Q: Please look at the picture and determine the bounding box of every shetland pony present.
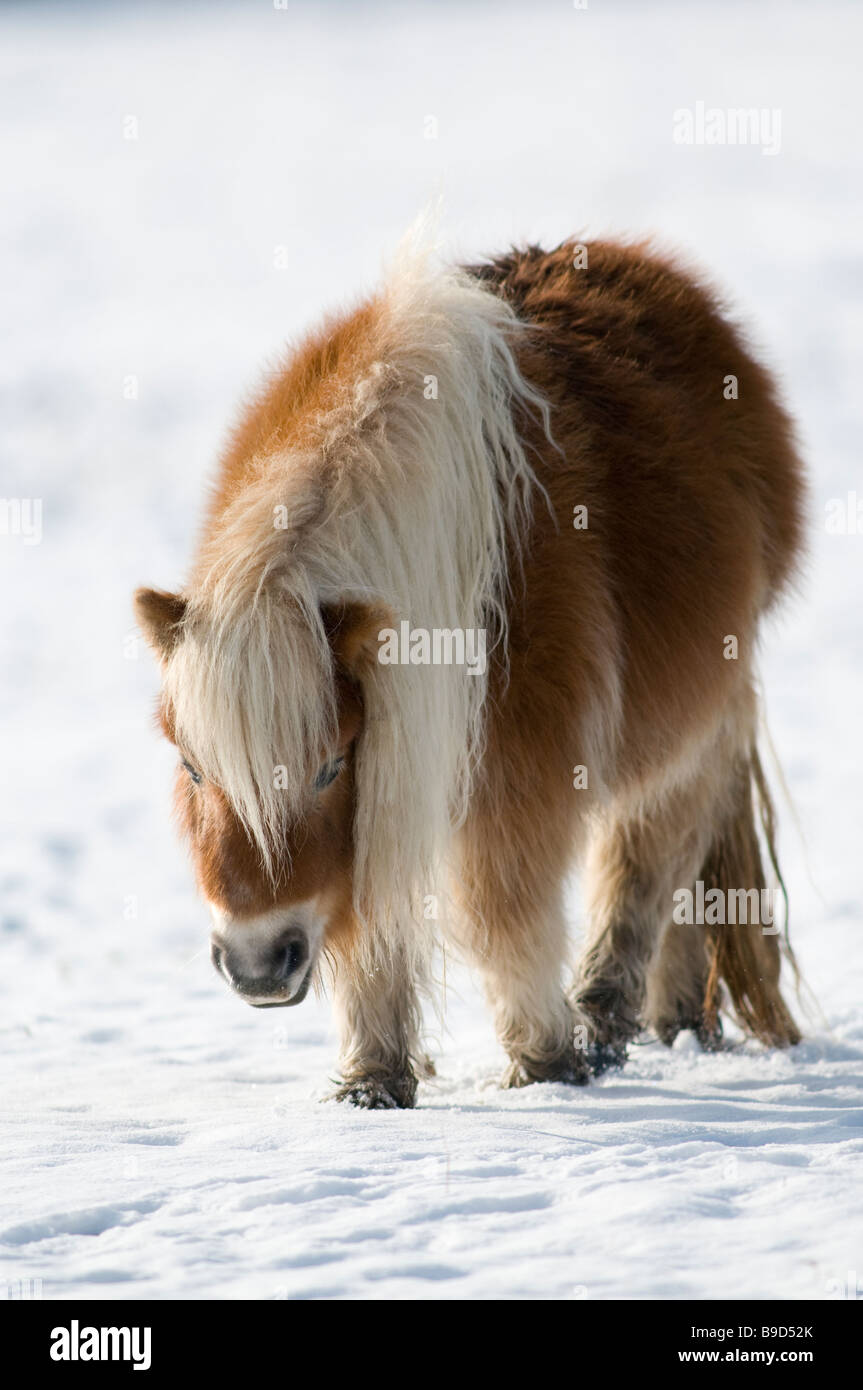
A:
[135,236,804,1108]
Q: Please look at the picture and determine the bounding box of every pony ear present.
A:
[134,587,187,661]
[322,599,393,677]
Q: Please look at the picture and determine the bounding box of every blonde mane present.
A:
[163,243,548,967]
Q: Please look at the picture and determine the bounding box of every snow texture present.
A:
[1,0,861,1301]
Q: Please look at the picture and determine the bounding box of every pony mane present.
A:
[164,241,549,964]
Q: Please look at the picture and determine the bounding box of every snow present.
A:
[1,0,862,1301]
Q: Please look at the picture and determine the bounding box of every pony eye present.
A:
[314,757,344,791]
[181,759,202,785]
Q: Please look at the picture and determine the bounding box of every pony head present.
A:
[135,584,387,1007]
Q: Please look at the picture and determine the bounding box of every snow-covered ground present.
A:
[1,0,861,1301]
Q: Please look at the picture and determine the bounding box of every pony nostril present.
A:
[211,943,224,973]
[280,933,308,979]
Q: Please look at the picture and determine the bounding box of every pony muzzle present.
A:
[210,917,317,1008]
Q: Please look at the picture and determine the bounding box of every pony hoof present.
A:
[560,1060,591,1086]
[332,1076,417,1110]
[656,1014,726,1052]
[694,1017,725,1052]
[501,1051,591,1089]
[587,1041,628,1076]
[500,1060,534,1089]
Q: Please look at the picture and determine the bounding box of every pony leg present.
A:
[329,930,425,1109]
[454,827,588,1088]
[645,919,724,1050]
[644,751,800,1050]
[572,783,713,1073]
[461,899,587,1088]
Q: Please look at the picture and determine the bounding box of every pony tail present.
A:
[701,748,801,1046]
